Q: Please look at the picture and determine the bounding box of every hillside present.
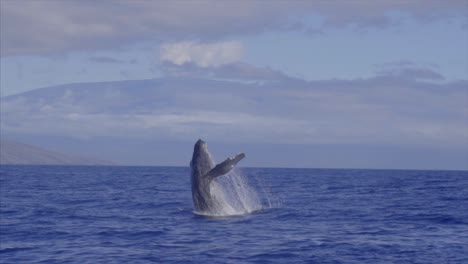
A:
[1,77,466,170]
[0,140,114,166]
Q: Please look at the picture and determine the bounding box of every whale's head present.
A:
[195,139,207,149]
[190,139,212,172]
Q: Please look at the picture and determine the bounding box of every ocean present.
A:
[0,165,467,263]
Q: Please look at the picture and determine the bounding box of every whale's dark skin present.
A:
[190,139,245,213]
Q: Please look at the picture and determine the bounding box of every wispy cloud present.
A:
[88,56,132,64]
[375,67,445,81]
[1,1,465,56]
[161,61,288,81]
[158,41,288,82]
[160,41,244,67]
[373,60,444,81]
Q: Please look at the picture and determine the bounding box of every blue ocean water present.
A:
[1,165,467,263]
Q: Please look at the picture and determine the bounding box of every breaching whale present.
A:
[190,139,245,214]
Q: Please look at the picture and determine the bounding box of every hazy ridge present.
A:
[1,77,466,170]
[0,140,114,166]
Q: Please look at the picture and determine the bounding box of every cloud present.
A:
[373,60,444,81]
[312,1,466,28]
[160,61,288,81]
[1,1,466,56]
[375,67,445,81]
[88,56,129,64]
[160,41,244,67]
[374,60,417,69]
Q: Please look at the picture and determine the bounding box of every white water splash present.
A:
[200,151,278,216]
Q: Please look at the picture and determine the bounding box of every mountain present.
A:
[1,77,466,170]
[0,140,114,166]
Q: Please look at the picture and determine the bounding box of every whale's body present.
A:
[190,139,245,214]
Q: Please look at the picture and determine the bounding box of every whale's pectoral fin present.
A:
[205,153,245,180]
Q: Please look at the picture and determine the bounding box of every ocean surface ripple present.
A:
[1,166,467,263]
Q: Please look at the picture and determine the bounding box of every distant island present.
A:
[0,140,114,166]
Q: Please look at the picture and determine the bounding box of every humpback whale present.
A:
[190,139,245,214]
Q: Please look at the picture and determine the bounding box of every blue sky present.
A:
[1,1,467,169]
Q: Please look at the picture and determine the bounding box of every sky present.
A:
[1,1,467,169]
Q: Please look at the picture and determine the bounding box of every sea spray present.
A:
[210,169,262,215]
[205,151,278,216]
